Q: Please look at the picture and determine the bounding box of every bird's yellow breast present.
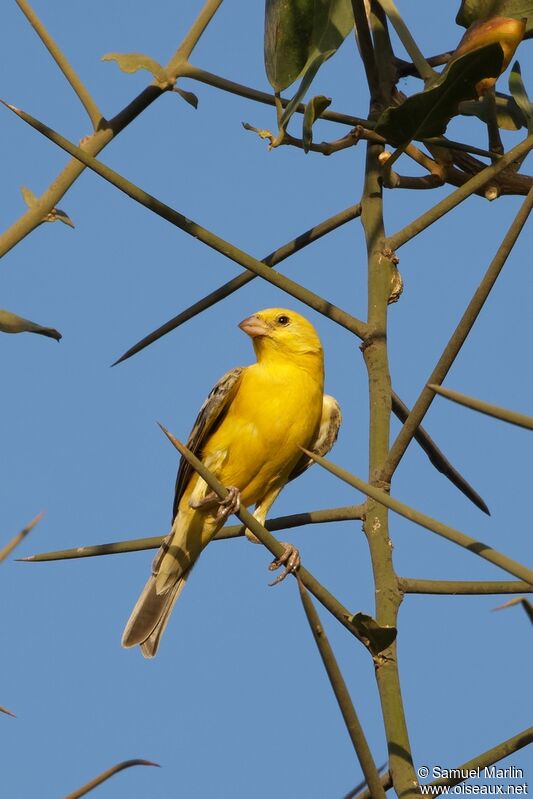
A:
[201,359,323,507]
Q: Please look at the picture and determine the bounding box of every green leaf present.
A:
[348,613,397,656]
[456,0,533,38]
[20,186,38,208]
[302,94,331,151]
[264,0,354,95]
[264,0,315,92]
[509,60,533,131]
[173,87,199,109]
[101,52,168,86]
[0,310,61,342]
[374,42,505,146]
[459,91,526,129]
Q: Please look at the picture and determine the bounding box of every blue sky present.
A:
[1,2,531,797]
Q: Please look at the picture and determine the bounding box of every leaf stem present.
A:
[382,186,533,484]
[297,580,387,799]
[15,0,102,128]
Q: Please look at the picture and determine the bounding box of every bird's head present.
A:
[239,308,323,365]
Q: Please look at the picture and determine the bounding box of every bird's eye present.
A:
[276,315,290,326]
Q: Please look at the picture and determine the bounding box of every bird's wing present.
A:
[171,366,245,521]
[288,394,342,483]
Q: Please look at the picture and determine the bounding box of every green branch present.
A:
[181,63,369,128]
[3,103,369,340]
[382,186,533,483]
[399,578,533,595]
[157,424,372,645]
[390,393,488,514]
[19,504,366,562]
[351,0,380,103]
[429,728,532,789]
[387,134,533,251]
[113,203,362,364]
[298,580,387,799]
[375,0,436,83]
[429,384,533,432]
[0,2,228,257]
[169,0,224,66]
[360,128,417,795]
[16,0,102,129]
[303,448,533,585]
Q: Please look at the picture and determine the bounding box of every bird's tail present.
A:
[121,571,190,658]
[122,505,219,657]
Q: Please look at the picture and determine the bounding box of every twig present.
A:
[382,186,533,483]
[390,393,489,514]
[15,0,102,128]
[158,424,371,645]
[2,103,369,341]
[387,134,533,251]
[63,760,159,799]
[303,448,533,586]
[298,580,387,799]
[429,384,533,432]
[352,0,380,103]
[383,172,444,190]
[113,203,361,364]
[181,63,369,128]
[342,771,393,799]
[394,51,453,78]
[0,3,231,257]
[375,0,436,83]
[429,728,532,790]
[0,512,44,562]
[169,0,224,65]
[20,505,366,562]
[399,578,533,595]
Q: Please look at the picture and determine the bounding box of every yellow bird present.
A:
[122,308,341,657]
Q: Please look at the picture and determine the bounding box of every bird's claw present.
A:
[215,486,241,521]
[268,542,300,586]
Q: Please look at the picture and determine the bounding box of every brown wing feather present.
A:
[288,394,342,483]
[171,367,244,521]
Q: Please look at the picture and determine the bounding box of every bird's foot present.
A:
[216,486,241,521]
[268,542,300,586]
[189,486,241,521]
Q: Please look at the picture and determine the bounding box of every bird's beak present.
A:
[238,314,269,338]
